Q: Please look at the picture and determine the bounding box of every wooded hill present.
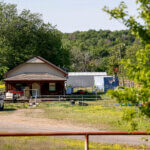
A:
[0,2,143,80]
[62,30,143,75]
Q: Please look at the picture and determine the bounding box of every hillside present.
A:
[62,30,142,75]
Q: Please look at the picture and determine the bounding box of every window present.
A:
[49,83,56,91]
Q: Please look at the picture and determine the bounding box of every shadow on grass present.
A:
[2,108,16,111]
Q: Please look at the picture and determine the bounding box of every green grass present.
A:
[1,101,150,149]
[35,101,150,131]
[4,103,29,109]
[0,136,147,150]
[2,100,150,131]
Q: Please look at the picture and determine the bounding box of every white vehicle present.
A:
[0,95,4,110]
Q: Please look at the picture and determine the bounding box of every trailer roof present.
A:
[68,72,107,76]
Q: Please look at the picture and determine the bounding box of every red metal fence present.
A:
[0,132,150,150]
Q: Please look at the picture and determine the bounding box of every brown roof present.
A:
[4,73,67,81]
[5,56,68,77]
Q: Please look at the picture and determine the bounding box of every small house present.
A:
[4,56,68,97]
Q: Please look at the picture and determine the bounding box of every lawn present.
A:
[1,99,150,149]
[0,136,147,150]
[3,99,150,131]
[36,101,150,131]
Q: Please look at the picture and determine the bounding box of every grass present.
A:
[1,100,150,149]
[0,136,147,150]
[35,101,150,131]
[3,99,150,131]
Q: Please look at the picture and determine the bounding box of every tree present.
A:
[0,2,70,79]
[69,46,94,72]
[62,29,137,73]
[103,0,150,44]
[103,0,150,117]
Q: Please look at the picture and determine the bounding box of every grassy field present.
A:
[1,99,150,149]
[0,136,147,150]
[37,101,150,131]
[3,99,150,131]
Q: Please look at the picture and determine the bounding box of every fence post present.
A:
[85,134,89,150]
[96,92,97,101]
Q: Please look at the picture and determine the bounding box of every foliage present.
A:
[0,84,5,91]
[104,0,150,117]
[0,1,146,80]
[0,1,142,79]
[103,0,150,44]
[0,81,5,91]
[62,29,139,74]
[0,2,70,79]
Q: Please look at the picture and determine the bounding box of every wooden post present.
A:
[63,81,65,95]
[39,82,43,97]
[85,134,89,150]
[5,82,8,92]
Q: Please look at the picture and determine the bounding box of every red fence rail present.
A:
[0,131,150,136]
[0,132,150,150]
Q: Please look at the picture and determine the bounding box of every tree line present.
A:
[0,2,142,80]
[62,29,142,75]
[1,1,150,120]
[0,2,70,79]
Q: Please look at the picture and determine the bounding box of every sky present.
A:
[1,0,138,33]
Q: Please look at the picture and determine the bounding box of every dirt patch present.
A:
[0,109,98,132]
[0,109,149,146]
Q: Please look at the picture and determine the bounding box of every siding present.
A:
[7,63,65,78]
[67,76,94,88]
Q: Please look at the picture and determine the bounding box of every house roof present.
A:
[4,73,66,81]
[5,56,68,77]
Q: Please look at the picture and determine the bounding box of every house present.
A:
[4,56,68,97]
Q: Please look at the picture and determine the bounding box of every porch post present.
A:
[39,82,43,97]
[62,81,65,95]
[5,82,8,92]
[28,83,32,97]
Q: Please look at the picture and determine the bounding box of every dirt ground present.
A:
[0,109,150,146]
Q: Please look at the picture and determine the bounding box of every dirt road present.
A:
[0,109,149,146]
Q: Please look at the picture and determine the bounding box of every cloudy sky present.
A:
[2,0,138,33]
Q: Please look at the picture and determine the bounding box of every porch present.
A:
[4,73,66,97]
[5,81,65,97]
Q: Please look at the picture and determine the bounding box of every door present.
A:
[32,83,40,97]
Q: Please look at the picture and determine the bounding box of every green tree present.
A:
[62,29,137,73]
[103,0,150,117]
[0,2,70,79]
[103,0,150,44]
